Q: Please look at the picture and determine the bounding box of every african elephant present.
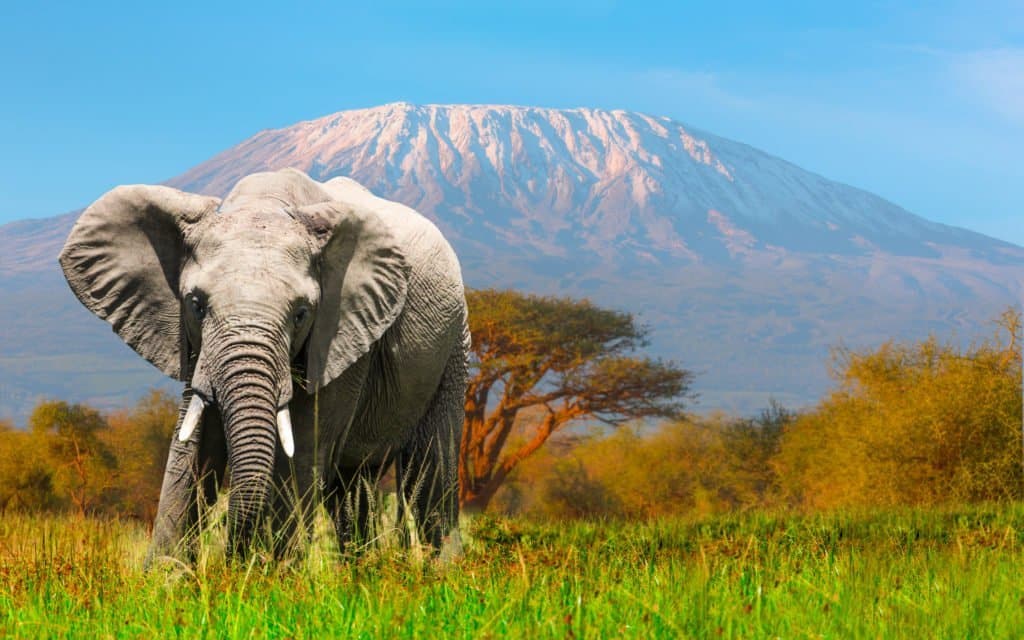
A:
[59,168,469,562]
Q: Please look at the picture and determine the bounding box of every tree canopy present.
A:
[30,400,116,515]
[0,392,178,518]
[773,308,1022,508]
[460,288,694,510]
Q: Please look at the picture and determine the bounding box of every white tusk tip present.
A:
[178,395,206,442]
[276,407,295,458]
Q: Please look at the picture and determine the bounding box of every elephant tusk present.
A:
[276,406,295,458]
[178,394,206,442]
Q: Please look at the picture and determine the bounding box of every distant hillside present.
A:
[2,103,1021,421]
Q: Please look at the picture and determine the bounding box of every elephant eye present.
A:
[294,306,310,325]
[187,294,206,320]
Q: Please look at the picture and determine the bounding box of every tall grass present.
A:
[2,503,1023,638]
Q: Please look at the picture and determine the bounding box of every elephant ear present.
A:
[295,200,410,392]
[59,185,220,380]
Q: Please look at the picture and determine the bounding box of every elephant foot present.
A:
[142,546,195,579]
[436,528,464,564]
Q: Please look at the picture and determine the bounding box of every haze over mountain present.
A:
[2,103,1021,421]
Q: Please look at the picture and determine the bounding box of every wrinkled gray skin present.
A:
[59,168,469,564]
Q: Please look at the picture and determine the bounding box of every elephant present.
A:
[59,168,469,563]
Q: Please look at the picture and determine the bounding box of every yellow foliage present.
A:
[0,390,179,519]
[494,308,1020,519]
[496,411,788,519]
[775,308,1022,509]
[103,390,179,520]
[0,422,59,512]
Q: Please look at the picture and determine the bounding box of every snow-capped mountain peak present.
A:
[172,103,1008,266]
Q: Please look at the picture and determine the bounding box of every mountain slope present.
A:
[2,103,1021,420]
[171,103,1018,261]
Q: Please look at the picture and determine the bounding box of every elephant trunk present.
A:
[210,327,291,556]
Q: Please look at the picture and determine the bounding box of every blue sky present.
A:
[2,1,1022,245]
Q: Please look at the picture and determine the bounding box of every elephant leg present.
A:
[266,453,321,559]
[146,387,227,568]
[327,463,385,553]
[396,345,466,558]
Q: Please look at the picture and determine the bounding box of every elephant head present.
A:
[59,169,409,551]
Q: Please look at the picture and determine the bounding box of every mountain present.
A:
[2,103,1022,421]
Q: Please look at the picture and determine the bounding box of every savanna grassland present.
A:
[2,504,1024,639]
[0,303,1018,638]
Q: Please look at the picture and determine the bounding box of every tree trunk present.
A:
[460,476,504,513]
[459,408,576,512]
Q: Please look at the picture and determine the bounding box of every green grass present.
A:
[2,504,1024,638]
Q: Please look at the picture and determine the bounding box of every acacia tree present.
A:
[460,289,694,511]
